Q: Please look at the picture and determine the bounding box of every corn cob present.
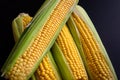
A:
[51,25,88,80]
[1,0,78,80]
[12,13,62,80]
[67,5,118,80]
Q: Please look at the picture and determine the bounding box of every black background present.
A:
[0,0,119,79]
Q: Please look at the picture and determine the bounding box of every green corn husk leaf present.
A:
[51,42,75,80]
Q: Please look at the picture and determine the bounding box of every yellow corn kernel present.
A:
[72,12,114,80]
[4,0,76,80]
[35,54,57,80]
[21,13,32,29]
[56,25,88,80]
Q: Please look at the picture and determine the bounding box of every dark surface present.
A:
[0,0,119,80]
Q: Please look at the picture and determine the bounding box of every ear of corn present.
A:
[51,25,88,80]
[11,13,62,80]
[12,13,32,42]
[1,0,79,79]
[67,5,118,80]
